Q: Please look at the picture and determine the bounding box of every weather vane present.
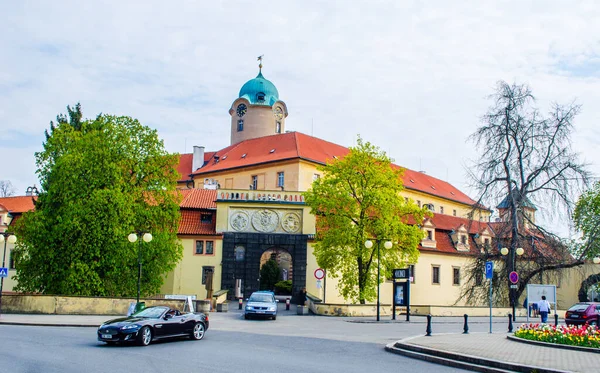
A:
[257,55,264,71]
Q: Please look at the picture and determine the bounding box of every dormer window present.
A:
[461,235,468,244]
[257,92,265,101]
[427,230,433,240]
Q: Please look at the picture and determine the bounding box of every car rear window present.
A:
[568,304,590,312]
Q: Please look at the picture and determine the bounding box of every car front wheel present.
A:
[191,322,205,340]
[137,326,152,346]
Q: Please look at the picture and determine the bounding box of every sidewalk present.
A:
[387,332,600,373]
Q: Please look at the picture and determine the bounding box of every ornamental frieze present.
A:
[228,208,302,234]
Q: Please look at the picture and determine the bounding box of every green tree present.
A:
[12,107,183,297]
[259,259,281,291]
[304,137,428,304]
[574,181,600,259]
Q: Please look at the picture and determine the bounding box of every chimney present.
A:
[192,146,205,172]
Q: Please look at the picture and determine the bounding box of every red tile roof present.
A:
[178,189,217,209]
[176,152,216,181]
[178,210,217,235]
[0,196,36,213]
[430,213,491,234]
[184,131,479,207]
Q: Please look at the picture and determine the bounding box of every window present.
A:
[234,246,245,261]
[201,214,212,223]
[277,172,284,187]
[453,267,461,285]
[251,175,258,190]
[257,92,265,101]
[9,250,15,269]
[440,206,444,214]
[276,121,281,133]
[432,265,440,284]
[453,209,457,216]
[404,197,409,203]
[195,241,204,254]
[484,238,490,247]
[427,204,434,212]
[202,266,214,285]
[410,265,415,284]
[417,200,421,208]
[427,230,433,240]
[475,272,483,286]
[206,241,214,255]
[237,119,244,131]
[461,235,468,244]
[313,174,320,181]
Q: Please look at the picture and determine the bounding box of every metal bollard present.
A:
[554,313,559,327]
[286,298,290,311]
[463,314,469,334]
[238,298,243,310]
[508,314,513,333]
[425,314,432,336]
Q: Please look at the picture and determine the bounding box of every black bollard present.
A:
[286,298,290,311]
[508,314,513,333]
[554,313,559,327]
[463,314,469,334]
[238,298,243,310]
[425,314,432,336]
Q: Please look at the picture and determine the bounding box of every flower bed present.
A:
[514,323,600,348]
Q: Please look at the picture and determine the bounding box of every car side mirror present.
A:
[164,313,174,320]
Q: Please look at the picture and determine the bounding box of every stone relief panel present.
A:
[228,208,302,234]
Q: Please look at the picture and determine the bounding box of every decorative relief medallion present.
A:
[251,209,279,232]
[281,212,301,233]
[230,211,250,231]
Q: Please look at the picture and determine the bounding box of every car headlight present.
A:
[121,324,141,330]
[268,307,276,311]
[245,306,253,311]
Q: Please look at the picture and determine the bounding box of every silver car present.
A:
[244,291,278,320]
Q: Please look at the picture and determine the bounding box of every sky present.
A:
[1,0,599,236]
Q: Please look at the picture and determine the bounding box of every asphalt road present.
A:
[0,306,510,373]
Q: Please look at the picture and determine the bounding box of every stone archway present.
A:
[578,273,600,302]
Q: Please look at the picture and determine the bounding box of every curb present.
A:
[507,335,600,354]
[385,336,571,373]
[0,321,99,327]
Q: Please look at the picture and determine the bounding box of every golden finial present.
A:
[257,55,264,71]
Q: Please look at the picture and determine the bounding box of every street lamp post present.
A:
[128,232,153,305]
[0,212,16,317]
[501,246,524,321]
[365,239,393,321]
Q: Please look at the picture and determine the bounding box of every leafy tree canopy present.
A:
[259,259,281,291]
[574,181,600,258]
[12,105,183,297]
[304,136,428,304]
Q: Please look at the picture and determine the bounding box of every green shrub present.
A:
[274,280,292,294]
[259,259,281,291]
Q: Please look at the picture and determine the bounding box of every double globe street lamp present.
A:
[500,246,524,320]
[0,212,17,317]
[365,239,393,321]
[128,232,153,306]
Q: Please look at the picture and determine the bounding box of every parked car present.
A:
[565,302,600,326]
[244,291,278,320]
[97,306,209,346]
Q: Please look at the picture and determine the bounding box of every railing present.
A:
[216,189,305,204]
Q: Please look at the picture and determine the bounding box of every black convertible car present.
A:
[97,306,209,346]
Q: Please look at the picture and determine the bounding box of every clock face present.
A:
[273,106,283,120]
[236,104,247,117]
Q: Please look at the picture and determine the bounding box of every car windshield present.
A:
[132,307,167,318]
[249,294,274,303]
[568,304,590,312]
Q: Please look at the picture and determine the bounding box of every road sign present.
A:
[393,268,410,279]
[0,267,8,278]
[509,271,519,284]
[314,268,325,280]
[510,285,518,289]
[485,261,493,279]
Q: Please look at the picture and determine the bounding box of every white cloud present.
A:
[1,0,599,235]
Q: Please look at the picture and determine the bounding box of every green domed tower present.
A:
[229,59,288,145]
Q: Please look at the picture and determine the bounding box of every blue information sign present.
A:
[485,261,493,279]
[0,267,8,278]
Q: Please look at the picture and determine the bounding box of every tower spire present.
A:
[257,54,264,73]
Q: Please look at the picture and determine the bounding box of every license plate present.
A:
[257,311,265,313]
[101,334,112,339]
[571,315,579,318]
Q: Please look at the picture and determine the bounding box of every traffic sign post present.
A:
[0,268,8,278]
[485,261,493,333]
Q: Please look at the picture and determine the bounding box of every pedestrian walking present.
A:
[537,295,551,323]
